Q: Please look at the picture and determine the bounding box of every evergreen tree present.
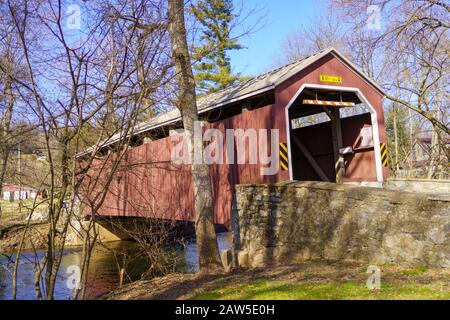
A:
[190,0,244,93]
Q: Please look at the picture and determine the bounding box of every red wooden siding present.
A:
[78,52,386,229]
[208,105,276,227]
[79,137,195,221]
[341,113,377,181]
[290,113,376,182]
[272,53,387,181]
[80,105,276,228]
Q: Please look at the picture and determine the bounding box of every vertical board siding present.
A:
[207,105,275,227]
[81,105,274,229]
[290,113,376,182]
[80,136,195,222]
[79,53,385,228]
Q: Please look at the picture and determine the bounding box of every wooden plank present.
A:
[331,108,345,183]
[303,99,355,106]
[290,134,330,182]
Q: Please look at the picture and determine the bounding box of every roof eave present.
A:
[273,47,386,96]
[76,84,276,159]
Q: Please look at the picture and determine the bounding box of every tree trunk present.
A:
[393,106,399,175]
[408,109,414,177]
[0,78,15,221]
[427,125,439,179]
[167,0,222,272]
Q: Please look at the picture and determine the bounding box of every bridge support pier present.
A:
[66,219,125,246]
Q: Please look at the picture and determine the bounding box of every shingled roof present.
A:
[78,48,384,157]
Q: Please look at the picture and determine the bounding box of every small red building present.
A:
[78,48,388,229]
[1,183,38,201]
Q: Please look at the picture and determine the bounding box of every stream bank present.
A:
[0,232,231,300]
[0,223,50,253]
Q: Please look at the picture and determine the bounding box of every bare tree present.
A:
[1,0,264,299]
[0,0,174,299]
[272,9,350,67]
[167,0,222,272]
[0,8,18,220]
[110,0,224,272]
[331,0,449,165]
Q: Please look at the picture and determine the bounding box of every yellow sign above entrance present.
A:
[320,75,342,83]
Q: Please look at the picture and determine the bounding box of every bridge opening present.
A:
[286,87,371,183]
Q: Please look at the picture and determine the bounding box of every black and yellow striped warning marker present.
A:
[279,142,289,171]
[380,142,388,167]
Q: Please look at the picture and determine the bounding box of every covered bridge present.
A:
[77,48,388,229]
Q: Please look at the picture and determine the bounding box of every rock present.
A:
[220,249,233,272]
[27,210,49,222]
[426,227,446,244]
[384,234,427,264]
[251,252,265,268]
[237,250,249,269]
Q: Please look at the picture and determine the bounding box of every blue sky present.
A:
[62,0,329,77]
[230,0,328,76]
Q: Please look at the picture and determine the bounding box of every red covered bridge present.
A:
[77,48,388,230]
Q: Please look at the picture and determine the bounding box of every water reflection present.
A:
[184,232,231,273]
[0,232,231,300]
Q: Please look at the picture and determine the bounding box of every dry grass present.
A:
[0,199,50,253]
[0,199,48,228]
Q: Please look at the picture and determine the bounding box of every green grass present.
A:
[192,279,450,300]
[399,266,429,276]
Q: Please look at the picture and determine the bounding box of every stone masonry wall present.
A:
[235,181,449,268]
[386,178,450,194]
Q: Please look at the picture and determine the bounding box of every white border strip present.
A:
[284,83,383,182]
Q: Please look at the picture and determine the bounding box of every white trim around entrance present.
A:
[284,83,384,182]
